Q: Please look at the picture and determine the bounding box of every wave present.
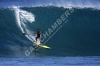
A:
[0,6,100,56]
[0,0,100,9]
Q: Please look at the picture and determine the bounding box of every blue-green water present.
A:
[0,0,100,66]
[0,6,100,56]
[0,56,100,66]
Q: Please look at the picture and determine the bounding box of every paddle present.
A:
[22,33,30,35]
[23,33,26,35]
[23,33,29,35]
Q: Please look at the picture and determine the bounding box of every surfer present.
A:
[33,29,42,42]
[33,29,51,49]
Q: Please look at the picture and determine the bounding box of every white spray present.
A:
[13,6,36,42]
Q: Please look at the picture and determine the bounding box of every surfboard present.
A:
[34,42,51,49]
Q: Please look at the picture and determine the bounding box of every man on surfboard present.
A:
[33,29,42,42]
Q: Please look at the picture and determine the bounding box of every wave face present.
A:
[0,0,100,9]
[0,6,100,57]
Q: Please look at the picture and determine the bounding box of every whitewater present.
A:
[0,0,100,66]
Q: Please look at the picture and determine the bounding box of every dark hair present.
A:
[37,29,40,31]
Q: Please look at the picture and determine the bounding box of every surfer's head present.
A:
[37,29,40,31]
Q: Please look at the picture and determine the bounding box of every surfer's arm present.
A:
[40,31,42,36]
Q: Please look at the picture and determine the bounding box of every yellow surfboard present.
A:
[34,42,51,49]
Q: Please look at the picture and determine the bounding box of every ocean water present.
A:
[0,0,100,66]
[0,56,100,66]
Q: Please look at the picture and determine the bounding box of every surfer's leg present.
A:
[35,37,38,42]
[36,36,40,42]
